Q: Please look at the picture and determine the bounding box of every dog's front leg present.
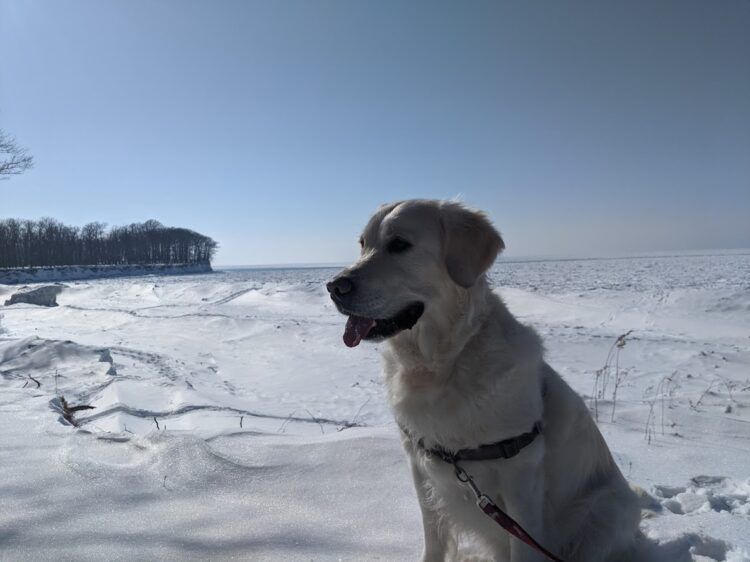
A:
[501,452,548,562]
[408,456,457,562]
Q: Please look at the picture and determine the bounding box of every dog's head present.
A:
[327,199,504,347]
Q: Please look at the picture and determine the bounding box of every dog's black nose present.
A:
[326,275,354,298]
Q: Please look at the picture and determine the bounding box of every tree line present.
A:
[0,218,218,268]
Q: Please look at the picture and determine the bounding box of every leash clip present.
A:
[453,461,482,500]
[476,494,494,511]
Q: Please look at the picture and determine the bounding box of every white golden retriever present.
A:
[327,200,642,562]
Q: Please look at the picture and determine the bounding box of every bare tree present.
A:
[0,129,34,179]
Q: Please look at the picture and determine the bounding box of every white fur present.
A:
[331,200,641,562]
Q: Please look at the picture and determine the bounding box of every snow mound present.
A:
[4,284,63,307]
[0,337,116,426]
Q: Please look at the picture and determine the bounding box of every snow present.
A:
[0,251,749,560]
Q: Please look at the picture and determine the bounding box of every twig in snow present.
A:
[722,378,737,408]
[643,372,677,443]
[240,415,244,428]
[305,409,325,434]
[590,330,634,423]
[689,376,738,413]
[278,410,298,433]
[59,395,95,427]
[338,397,371,432]
[610,343,632,422]
[690,379,721,411]
[153,416,160,430]
[28,374,41,388]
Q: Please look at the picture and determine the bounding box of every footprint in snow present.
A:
[634,476,750,561]
[639,532,747,562]
[653,475,750,516]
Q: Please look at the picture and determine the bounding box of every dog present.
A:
[327,199,641,562]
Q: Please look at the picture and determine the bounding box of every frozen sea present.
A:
[1,251,749,560]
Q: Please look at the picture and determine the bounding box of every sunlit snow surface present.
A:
[1,252,749,560]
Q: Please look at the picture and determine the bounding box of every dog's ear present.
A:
[440,202,504,288]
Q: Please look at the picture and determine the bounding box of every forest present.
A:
[0,218,217,268]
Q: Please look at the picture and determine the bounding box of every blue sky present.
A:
[1,1,748,265]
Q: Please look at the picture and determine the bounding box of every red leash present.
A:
[453,462,565,562]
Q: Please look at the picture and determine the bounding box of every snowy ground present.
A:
[1,251,749,561]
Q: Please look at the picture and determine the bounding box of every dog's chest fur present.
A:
[381,300,550,554]
[382,294,545,453]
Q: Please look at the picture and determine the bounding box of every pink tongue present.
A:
[343,316,376,348]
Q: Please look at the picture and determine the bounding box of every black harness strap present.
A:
[429,423,541,463]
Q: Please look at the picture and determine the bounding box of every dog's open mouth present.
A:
[342,302,424,348]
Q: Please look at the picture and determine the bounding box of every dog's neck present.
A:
[386,275,492,380]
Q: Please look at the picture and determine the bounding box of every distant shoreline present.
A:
[215,248,750,271]
[0,263,213,285]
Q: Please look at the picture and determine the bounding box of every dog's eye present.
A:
[358,237,364,248]
[387,237,412,254]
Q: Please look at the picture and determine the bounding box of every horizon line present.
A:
[214,247,750,270]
